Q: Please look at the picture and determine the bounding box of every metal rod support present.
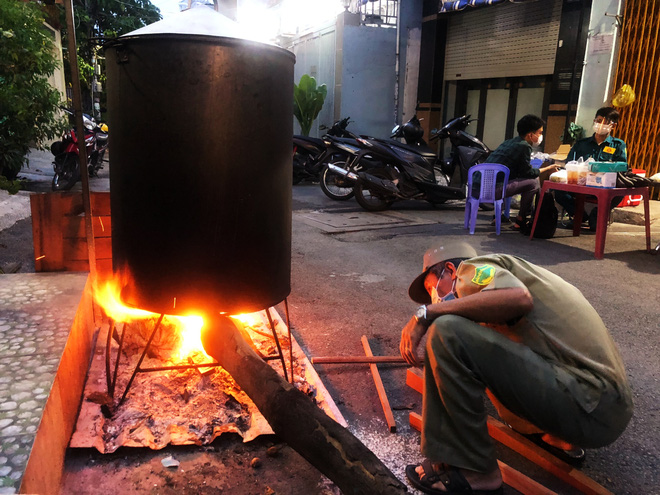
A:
[119,313,165,404]
[266,307,289,383]
[284,298,294,383]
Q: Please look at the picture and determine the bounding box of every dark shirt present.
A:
[567,134,627,162]
[487,136,538,180]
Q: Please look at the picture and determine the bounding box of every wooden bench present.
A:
[406,368,613,495]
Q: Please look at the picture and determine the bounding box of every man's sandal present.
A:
[525,433,586,466]
[490,215,510,226]
[502,423,586,466]
[405,460,503,495]
[511,216,527,230]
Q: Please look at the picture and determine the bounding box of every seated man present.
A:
[401,241,633,495]
[556,106,628,229]
[486,115,559,229]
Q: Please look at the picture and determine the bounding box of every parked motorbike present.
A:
[292,117,359,185]
[51,109,109,191]
[326,114,490,211]
[320,115,429,201]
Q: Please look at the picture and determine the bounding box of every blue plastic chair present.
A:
[464,163,511,235]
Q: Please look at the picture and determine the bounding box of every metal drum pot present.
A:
[104,8,295,315]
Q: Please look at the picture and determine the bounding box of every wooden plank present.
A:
[31,193,66,272]
[409,411,422,431]
[408,413,558,495]
[311,356,406,364]
[31,192,112,272]
[487,417,613,495]
[63,236,112,261]
[90,191,111,213]
[406,367,423,394]
[62,215,112,239]
[498,460,559,495]
[361,336,396,432]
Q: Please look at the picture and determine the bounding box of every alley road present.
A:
[288,182,659,495]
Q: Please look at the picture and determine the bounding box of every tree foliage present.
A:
[0,0,66,180]
[67,0,161,84]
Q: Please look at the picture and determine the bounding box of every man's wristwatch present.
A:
[414,304,429,325]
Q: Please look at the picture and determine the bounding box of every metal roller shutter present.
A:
[444,0,562,80]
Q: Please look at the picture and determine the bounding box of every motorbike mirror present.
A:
[391,124,401,134]
[83,115,95,131]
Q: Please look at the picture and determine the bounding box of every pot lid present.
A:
[122,6,264,43]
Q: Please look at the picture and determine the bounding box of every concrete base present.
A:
[0,273,94,495]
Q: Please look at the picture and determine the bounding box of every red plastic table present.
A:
[529,182,651,259]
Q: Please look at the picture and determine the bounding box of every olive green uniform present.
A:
[421,254,633,472]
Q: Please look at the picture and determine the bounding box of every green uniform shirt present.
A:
[453,254,631,413]
[487,136,539,180]
[567,134,627,162]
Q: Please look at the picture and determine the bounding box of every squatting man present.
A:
[399,241,632,494]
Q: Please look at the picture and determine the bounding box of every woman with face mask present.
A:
[555,107,628,230]
[485,115,559,230]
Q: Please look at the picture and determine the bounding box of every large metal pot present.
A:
[104,8,295,315]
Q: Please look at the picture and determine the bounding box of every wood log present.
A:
[201,314,407,495]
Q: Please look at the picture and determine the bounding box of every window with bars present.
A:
[358,0,398,27]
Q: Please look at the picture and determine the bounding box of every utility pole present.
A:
[63,0,97,280]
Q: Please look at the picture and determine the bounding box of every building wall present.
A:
[289,22,337,137]
[398,0,423,124]
[575,0,623,130]
[339,24,396,138]
[286,8,405,140]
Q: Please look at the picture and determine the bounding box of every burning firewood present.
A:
[201,314,407,495]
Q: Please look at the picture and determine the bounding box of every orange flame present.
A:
[94,276,211,361]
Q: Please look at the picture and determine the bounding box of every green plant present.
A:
[293,74,327,136]
[561,122,584,145]
[0,176,23,195]
[0,0,66,180]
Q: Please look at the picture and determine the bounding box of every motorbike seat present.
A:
[328,136,359,145]
[378,138,436,159]
[394,142,437,159]
[294,135,325,148]
[96,133,108,141]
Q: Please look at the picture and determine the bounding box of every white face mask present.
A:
[430,269,456,304]
[593,122,612,135]
[535,134,543,146]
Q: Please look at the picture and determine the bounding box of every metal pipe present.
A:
[394,0,401,124]
[311,356,407,364]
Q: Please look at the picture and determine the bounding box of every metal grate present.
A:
[358,0,398,27]
[612,0,660,199]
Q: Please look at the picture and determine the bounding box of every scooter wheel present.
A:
[52,154,80,191]
[354,167,396,212]
[320,162,355,201]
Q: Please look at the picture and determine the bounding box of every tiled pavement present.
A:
[0,273,88,494]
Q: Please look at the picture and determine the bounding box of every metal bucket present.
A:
[104,10,295,315]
